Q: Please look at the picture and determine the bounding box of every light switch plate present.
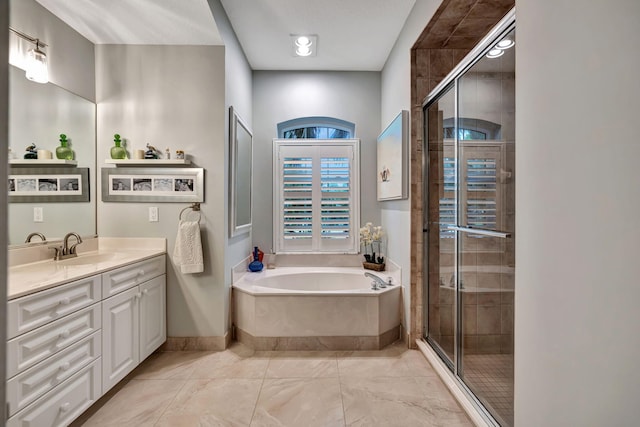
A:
[149,206,158,222]
[33,207,43,222]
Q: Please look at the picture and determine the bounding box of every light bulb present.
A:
[296,36,311,47]
[296,45,312,56]
[25,44,48,84]
[486,48,504,59]
[496,39,514,50]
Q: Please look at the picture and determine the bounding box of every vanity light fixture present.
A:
[9,27,49,84]
[291,35,317,57]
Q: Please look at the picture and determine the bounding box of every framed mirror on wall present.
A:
[229,106,252,237]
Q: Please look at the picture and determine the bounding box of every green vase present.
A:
[56,141,74,160]
[110,140,127,159]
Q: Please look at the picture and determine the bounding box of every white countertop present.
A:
[8,238,166,300]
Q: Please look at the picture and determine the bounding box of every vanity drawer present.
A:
[7,275,101,340]
[7,303,101,378]
[102,255,165,297]
[7,331,101,416]
[7,358,101,427]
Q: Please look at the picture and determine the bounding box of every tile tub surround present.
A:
[8,237,166,300]
[232,267,402,351]
[72,342,472,426]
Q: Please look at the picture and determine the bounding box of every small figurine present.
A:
[24,143,37,159]
[165,148,170,159]
[144,143,159,159]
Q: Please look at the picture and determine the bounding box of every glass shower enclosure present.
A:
[423,18,515,427]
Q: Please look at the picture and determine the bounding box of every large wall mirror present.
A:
[8,65,96,246]
[229,106,252,237]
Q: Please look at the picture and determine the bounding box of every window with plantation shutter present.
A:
[274,140,360,253]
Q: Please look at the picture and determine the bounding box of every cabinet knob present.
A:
[60,402,71,413]
[59,297,70,305]
[138,269,145,276]
[59,329,70,339]
[60,362,71,371]
[143,289,149,295]
[136,293,142,299]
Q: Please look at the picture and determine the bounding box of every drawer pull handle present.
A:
[59,330,70,339]
[59,297,70,306]
[138,269,145,276]
[60,362,71,371]
[60,402,71,413]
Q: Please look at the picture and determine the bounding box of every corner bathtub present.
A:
[232,267,401,350]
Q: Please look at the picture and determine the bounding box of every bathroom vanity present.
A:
[5,238,166,426]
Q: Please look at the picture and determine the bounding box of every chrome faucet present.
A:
[365,272,386,290]
[25,232,46,243]
[53,232,83,260]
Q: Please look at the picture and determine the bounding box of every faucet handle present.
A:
[50,246,63,260]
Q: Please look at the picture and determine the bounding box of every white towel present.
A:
[173,220,204,274]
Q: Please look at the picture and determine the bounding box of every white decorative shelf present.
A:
[9,159,78,166]
[104,159,191,166]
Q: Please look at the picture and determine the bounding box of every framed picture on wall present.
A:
[377,110,409,201]
[101,167,204,202]
[8,167,90,202]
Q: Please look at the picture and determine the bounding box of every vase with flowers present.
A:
[359,222,386,271]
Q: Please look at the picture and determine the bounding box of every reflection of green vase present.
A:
[56,141,74,160]
[110,140,127,159]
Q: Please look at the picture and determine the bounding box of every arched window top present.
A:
[277,116,355,139]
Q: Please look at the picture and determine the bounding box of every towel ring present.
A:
[179,203,201,223]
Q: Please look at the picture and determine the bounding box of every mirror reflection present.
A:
[8,65,96,245]
[229,107,252,237]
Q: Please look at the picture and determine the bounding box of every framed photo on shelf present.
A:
[8,167,89,203]
[377,110,409,201]
[101,167,204,202]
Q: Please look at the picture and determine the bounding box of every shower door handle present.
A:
[446,225,511,239]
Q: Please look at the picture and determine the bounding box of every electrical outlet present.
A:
[149,206,159,222]
[33,207,43,222]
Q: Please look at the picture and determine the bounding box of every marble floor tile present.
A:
[132,351,205,380]
[189,349,270,379]
[251,378,344,427]
[155,379,262,427]
[401,349,439,377]
[79,379,186,426]
[265,352,338,378]
[341,376,472,427]
[337,355,412,378]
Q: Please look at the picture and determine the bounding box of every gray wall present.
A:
[515,0,640,424]
[207,0,254,332]
[252,71,381,253]
[380,0,441,334]
[96,45,228,338]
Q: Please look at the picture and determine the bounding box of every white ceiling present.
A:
[34,0,417,71]
[35,0,223,45]
[220,0,417,71]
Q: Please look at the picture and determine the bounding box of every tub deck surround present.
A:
[8,237,166,300]
[232,266,403,351]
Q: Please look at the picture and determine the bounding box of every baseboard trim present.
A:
[161,334,229,351]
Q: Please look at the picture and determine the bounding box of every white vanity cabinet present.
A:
[101,257,166,393]
[6,253,166,426]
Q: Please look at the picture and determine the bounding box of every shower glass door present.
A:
[424,22,515,427]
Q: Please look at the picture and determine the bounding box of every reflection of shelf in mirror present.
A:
[105,159,191,166]
[9,159,78,166]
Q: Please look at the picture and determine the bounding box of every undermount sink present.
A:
[56,252,121,266]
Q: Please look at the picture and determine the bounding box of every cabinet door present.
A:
[139,275,166,361]
[102,287,139,393]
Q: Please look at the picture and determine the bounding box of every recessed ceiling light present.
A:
[291,34,317,57]
[496,39,514,50]
[486,48,504,59]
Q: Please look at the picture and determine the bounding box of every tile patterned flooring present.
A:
[72,342,473,427]
[463,354,514,426]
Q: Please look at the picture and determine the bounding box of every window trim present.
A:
[277,117,355,139]
[273,139,360,254]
